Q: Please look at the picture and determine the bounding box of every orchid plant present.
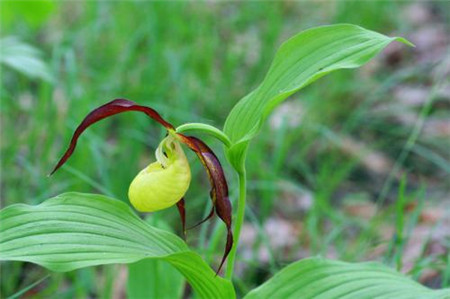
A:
[49,99,233,274]
[2,24,449,298]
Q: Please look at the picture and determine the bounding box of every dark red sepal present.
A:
[50,99,174,175]
[176,198,186,239]
[177,134,233,275]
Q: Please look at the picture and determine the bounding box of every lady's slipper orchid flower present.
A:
[129,135,191,212]
[51,99,232,274]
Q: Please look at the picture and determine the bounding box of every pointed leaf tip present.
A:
[224,24,413,169]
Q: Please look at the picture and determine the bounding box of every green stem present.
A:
[225,167,247,280]
[176,123,231,148]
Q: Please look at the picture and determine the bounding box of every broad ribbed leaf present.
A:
[223,24,412,170]
[245,258,449,299]
[0,193,235,299]
[127,218,184,299]
[127,259,184,299]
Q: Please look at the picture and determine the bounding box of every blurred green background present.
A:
[1,1,449,298]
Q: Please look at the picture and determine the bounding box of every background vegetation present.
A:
[1,1,449,297]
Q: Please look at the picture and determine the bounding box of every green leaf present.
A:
[127,259,184,299]
[0,193,235,299]
[0,36,54,82]
[0,1,56,29]
[127,217,185,299]
[245,258,450,299]
[223,24,412,170]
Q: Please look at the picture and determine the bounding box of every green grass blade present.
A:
[0,193,235,299]
[6,274,50,299]
[244,258,450,299]
[224,24,412,169]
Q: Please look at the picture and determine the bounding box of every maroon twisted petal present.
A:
[50,99,173,175]
[177,134,233,275]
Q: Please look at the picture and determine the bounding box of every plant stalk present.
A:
[225,167,247,280]
[176,123,231,148]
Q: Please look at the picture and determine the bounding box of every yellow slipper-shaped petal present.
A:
[128,135,191,212]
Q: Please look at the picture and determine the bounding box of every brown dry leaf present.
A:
[401,224,449,274]
[419,269,440,286]
[410,25,448,63]
[394,86,430,107]
[112,265,127,299]
[239,223,258,261]
[278,180,313,213]
[343,201,377,219]
[437,84,450,100]
[230,26,261,66]
[419,206,446,224]
[239,217,303,265]
[403,3,433,26]
[338,135,395,177]
[423,119,450,137]
[264,217,300,249]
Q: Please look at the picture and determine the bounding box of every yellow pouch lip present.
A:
[128,135,191,212]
